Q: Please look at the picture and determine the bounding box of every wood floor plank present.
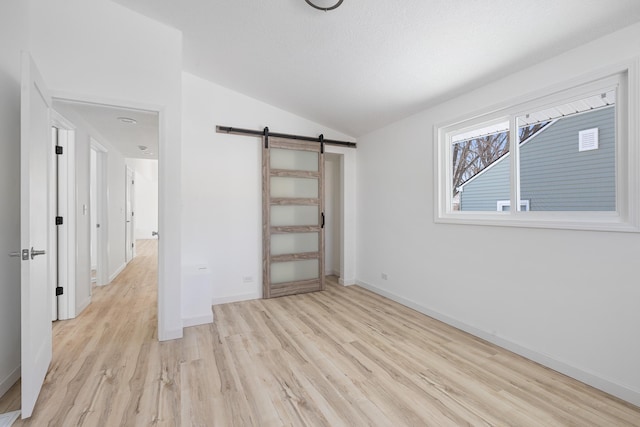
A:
[1,241,639,426]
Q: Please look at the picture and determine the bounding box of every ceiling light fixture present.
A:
[117,117,137,124]
[305,0,343,11]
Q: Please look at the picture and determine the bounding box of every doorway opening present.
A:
[51,99,160,319]
[324,152,342,280]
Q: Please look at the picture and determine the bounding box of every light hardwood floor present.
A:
[1,240,639,426]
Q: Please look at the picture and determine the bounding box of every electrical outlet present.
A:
[242,276,254,284]
[381,273,388,280]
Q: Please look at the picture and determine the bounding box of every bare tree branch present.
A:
[452,122,548,195]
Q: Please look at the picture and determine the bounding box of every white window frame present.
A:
[434,59,640,232]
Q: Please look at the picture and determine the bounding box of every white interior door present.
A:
[20,52,53,419]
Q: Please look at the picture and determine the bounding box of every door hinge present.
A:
[319,134,325,154]
[55,146,63,155]
[55,216,63,225]
[132,243,134,248]
[56,286,64,296]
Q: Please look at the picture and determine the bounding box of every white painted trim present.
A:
[497,200,530,212]
[158,329,182,342]
[325,145,356,288]
[338,277,356,286]
[48,123,58,322]
[183,313,214,328]
[356,279,640,407]
[0,365,20,398]
[108,262,126,283]
[50,111,77,320]
[51,90,181,343]
[0,411,20,427]
[125,166,135,263]
[212,292,260,306]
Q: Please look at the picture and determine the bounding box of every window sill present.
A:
[435,211,640,233]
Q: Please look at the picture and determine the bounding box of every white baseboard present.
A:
[158,328,183,342]
[183,313,214,328]
[108,262,127,283]
[0,364,20,399]
[339,277,356,286]
[212,292,260,306]
[356,279,640,407]
[0,411,20,427]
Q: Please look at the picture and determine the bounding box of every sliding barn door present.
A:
[263,137,324,298]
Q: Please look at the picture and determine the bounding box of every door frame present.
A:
[125,166,135,263]
[50,91,174,339]
[50,111,77,320]
[324,145,356,286]
[90,138,108,287]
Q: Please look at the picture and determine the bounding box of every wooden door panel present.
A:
[263,137,324,298]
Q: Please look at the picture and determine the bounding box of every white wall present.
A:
[181,72,355,323]
[324,154,342,276]
[356,23,640,406]
[28,0,183,340]
[126,158,159,240]
[107,148,127,279]
[0,0,27,398]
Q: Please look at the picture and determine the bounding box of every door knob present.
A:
[151,231,158,237]
[30,247,46,259]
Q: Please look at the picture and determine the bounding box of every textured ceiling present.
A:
[54,100,159,159]
[113,0,640,137]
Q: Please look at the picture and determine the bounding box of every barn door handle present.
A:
[321,212,325,229]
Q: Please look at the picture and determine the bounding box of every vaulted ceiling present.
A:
[114,0,640,137]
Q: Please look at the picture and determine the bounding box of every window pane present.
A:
[271,205,318,226]
[517,91,616,211]
[451,121,510,211]
[271,177,318,198]
[270,148,318,171]
[271,259,319,284]
[271,233,319,256]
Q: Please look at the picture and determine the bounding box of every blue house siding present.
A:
[460,107,615,211]
[459,158,510,211]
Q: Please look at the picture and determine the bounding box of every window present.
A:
[435,64,640,232]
